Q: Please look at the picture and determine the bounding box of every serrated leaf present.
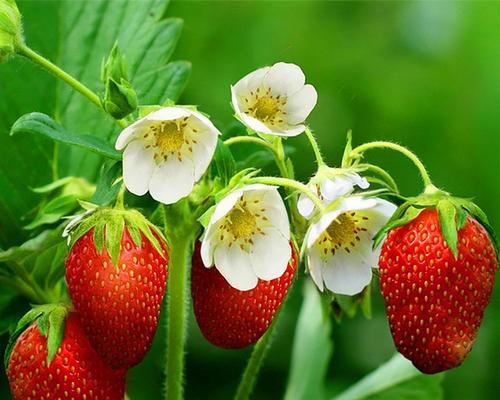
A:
[285,281,333,400]
[11,113,122,160]
[332,353,444,400]
[437,200,458,258]
[46,306,67,365]
[105,216,125,268]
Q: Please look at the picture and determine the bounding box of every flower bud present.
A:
[0,0,23,62]
[101,42,137,119]
[102,78,138,119]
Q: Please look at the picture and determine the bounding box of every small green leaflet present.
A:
[11,113,121,160]
[46,306,67,364]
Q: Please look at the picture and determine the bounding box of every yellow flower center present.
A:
[153,121,185,153]
[227,207,257,240]
[254,96,281,120]
[317,212,367,257]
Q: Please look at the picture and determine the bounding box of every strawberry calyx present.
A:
[4,303,71,370]
[373,185,499,260]
[65,206,167,268]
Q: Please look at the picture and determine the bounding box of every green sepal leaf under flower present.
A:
[4,303,70,369]
[66,207,167,269]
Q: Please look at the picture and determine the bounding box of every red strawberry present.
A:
[379,208,497,373]
[7,313,125,400]
[191,241,297,348]
[65,208,168,369]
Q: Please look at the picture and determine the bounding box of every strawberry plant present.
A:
[0,1,497,399]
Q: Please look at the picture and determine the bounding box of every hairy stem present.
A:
[17,44,127,129]
[224,135,275,151]
[164,232,193,400]
[358,163,399,194]
[304,127,325,167]
[349,141,433,188]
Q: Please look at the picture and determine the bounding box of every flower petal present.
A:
[284,84,318,125]
[306,209,342,249]
[322,250,373,295]
[271,123,306,137]
[148,156,195,205]
[122,140,156,196]
[307,246,325,292]
[250,227,291,281]
[320,177,354,201]
[297,193,315,218]
[264,62,305,95]
[214,244,258,291]
[146,106,191,122]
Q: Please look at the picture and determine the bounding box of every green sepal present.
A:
[4,304,69,369]
[66,207,167,269]
[437,199,458,258]
[198,205,216,229]
[138,105,162,119]
[214,139,236,186]
[341,129,353,167]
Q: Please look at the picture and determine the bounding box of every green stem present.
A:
[17,44,127,129]
[248,176,324,212]
[358,163,399,194]
[349,141,433,188]
[234,317,279,400]
[224,135,275,151]
[304,127,325,167]
[164,231,193,400]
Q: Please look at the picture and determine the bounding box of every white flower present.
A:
[297,170,370,219]
[305,196,396,295]
[115,106,220,204]
[201,184,291,291]
[231,62,317,137]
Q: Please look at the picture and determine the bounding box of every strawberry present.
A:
[6,310,125,400]
[191,241,297,348]
[378,205,498,374]
[65,207,168,369]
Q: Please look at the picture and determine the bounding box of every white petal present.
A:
[347,172,370,190]
[238,113,273,134]
[264,62,305,95]
[251,187,290,238]
[214,244,258,291]
[233,66,270,94]
[251,227,291,281]
[270,124,306,137]
[320,177,354,201]
[115,119,145,150]
[297,193,315,218]
[146,106,191,122]
[201,231,217,268]
[122,140,156,196]
[148,157,195,205]
[283,84,318,125]
[307,247,324,292]
[337,196,378,214]
[356,199,397,235]
[211,190,243,223]
[191,131,218,181]
[322,251,373,295]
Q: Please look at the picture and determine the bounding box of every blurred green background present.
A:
[1,0,499,399]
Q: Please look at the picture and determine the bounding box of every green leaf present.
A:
[214,139,236,185]
[91,160,122,206]
[24,194,78,230]
[437,200,458,258]
[11,113,121,160]
[332,354,444,400]
[31,177,75,194]
[284,281,333,400]
[0,288,28,336]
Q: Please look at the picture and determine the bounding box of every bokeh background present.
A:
[1,1,499,399]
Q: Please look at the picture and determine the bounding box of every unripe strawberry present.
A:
[65,207,168,369]
[7,312,125,400]
[191,241,297,348]
[379,208,497,374]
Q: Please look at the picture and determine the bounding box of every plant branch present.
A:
[17,44,127,129]
[304,127,325,167]
[224,136,275,151]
